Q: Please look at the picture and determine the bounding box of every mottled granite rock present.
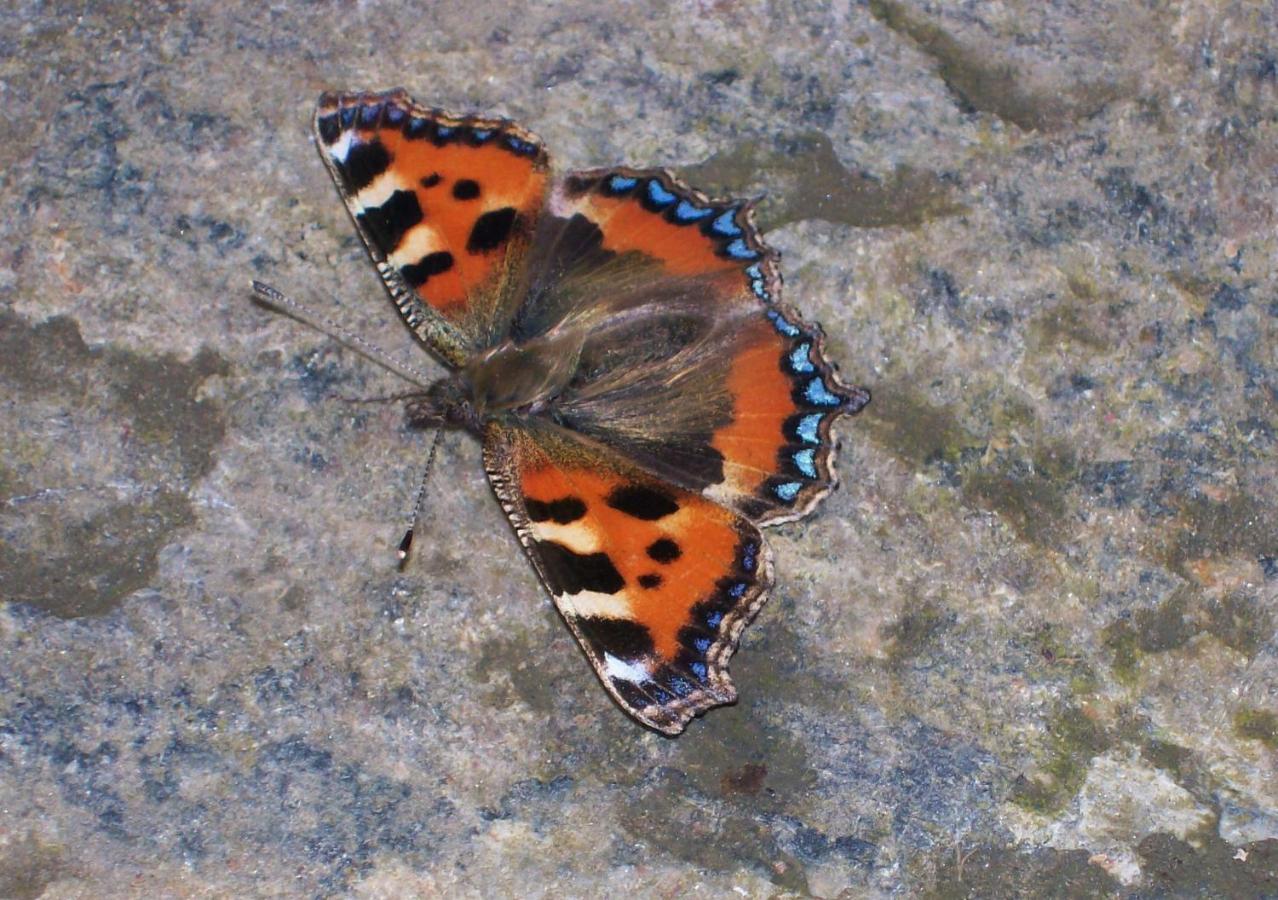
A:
[1,0,1275,896]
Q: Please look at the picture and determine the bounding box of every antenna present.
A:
[397,427,444,570]
[250,280,446,568]
[250,281,434,389]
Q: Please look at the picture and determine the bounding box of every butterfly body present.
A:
[313,89,869,734]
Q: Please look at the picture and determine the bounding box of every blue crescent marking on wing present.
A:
[793,448,817,479]
[797,412,823,444]
[774,481,802,501]
[805,376,843,406]
[608,174,638,192]
[789,342,815,373]
[674,199,713,221]
[711,208,742,237]
[767,309,802,337]
[646,179,676,205]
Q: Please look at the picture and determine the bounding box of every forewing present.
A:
[483,419,772,735]
[315,90,550,364]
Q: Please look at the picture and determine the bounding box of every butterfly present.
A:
[306,89,869,735]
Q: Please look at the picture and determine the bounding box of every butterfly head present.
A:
[403,375,481,433]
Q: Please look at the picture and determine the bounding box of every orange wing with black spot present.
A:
[484,420,772,735]
[314,90,549,365]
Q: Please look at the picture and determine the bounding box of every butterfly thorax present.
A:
[405,327,585,434]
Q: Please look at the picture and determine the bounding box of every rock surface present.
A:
[1,1,1275,895]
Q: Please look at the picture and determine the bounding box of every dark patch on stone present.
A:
[882,599,955,668]
[0,311,227,617]
[1210,282,1246,311]
[1137,831,1278,896]
[473,629,562,714]
[867,0,1126,132]
[401,251,454,288]
[720,762,767,795]
[921,844,1121,898]
[647,538,681,563]
[356,189,422,254]
[536,540,624,595]
[681,131,962,231]
[452,178,480,200]
[1096,167,1194,255]
[607,484,679,520]
[466,206,518,253]
[1081,460,1139,508]
[1010,706,1114,813]
[0,834,66,900]
[833,836,878,867]
[618,768,813,893]
[1234,708,1278,749]
[703,68,739,86]
[525,496,587,524]
[1206,592,1273,657]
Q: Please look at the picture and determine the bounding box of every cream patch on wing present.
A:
[354,168,410,211]
[603,652,651,684]
[327,130,356,164]
[560,590,634,620]
[529,519,601,555]
[389,223,445,268]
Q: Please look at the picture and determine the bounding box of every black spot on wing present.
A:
[536,540,624,595]
[561,174,597,197]
[420,172,441,188]
[467,207,518,253]
[400,251,454,288]
[317,113,340,145]
[578,616,654,659]
[356,189,423,255]
[452,179,480,200]
[646,538,681,563]
[637,573,663,589]
[525,496,586,524]
[340,141,391,193]
[606,485,679,520]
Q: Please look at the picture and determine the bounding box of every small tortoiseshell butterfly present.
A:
[306,89,869,735]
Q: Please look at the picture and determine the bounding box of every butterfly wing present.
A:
[314,90,550,365]
[516,167,869,525]
[484,419,772,735]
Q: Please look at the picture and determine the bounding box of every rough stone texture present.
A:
[1,1,1275,896]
